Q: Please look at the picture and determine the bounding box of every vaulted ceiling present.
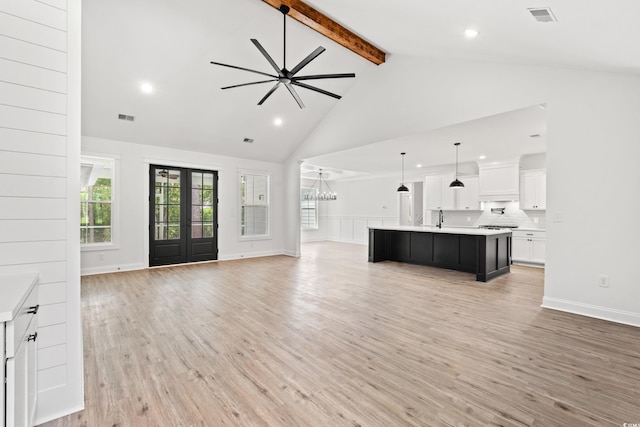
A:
[82,0,639,166]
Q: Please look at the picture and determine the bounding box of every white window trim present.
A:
[81,153,120,251]
[238,169,271,241]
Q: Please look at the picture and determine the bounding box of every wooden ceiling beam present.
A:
[260,0,386,65]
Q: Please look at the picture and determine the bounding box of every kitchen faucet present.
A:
[437,209,444,229]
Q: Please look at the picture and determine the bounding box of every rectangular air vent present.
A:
[243,138,254,143]
[528,7,557,22]
[118,114,135,121]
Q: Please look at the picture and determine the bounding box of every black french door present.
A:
[149,165,218,266]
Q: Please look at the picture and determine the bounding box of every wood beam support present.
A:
[261,0,386,65]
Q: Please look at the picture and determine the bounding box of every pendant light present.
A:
[449,142,465,189]
[397,152,409,192]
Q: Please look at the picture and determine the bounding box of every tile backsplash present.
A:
[428,202,546,229]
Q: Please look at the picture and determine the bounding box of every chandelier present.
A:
[303,169,337,201]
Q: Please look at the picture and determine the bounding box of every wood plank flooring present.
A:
[39,242,640,426]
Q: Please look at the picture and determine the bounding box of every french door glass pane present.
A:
[154,169,181,240]
[190,171,215,240]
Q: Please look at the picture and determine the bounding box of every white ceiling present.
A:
[303,104,547,180]
[82,0,639,166]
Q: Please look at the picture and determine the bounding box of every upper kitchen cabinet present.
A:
[479,162,520,201]
[520,170,546,210]
[425,174,455,210]
[425,174,480,210]
[455,176,480,210]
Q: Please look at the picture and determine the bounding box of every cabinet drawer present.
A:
[512,230,545,239]
[6,283,39,358]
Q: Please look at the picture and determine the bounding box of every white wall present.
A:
[81,137,285,275]
[0,0,83,422]
[285,55,640,327]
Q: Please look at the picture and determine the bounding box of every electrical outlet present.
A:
[599,275,609,288]
[99,253,104,260]
[534,217,539,224]
[467,217,471,222]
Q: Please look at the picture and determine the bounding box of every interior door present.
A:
[149,165,218,266]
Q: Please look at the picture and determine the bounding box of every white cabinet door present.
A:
[1,326,4,426]
[425,176,443,210]
[455,176,480,210]
[537,173,546,209]
[440,174,455,210]
[425,174,457,210]
[531,238,546,263]
[6,318,37,427]
[520,170,546,210]
[512,237,530,261]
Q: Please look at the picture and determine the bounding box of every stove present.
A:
[479,225,519,230]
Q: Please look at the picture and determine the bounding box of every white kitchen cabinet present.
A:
[479,162,520,201]
[455,176,480,210]
[424,174,455,210]
[520,170,546,210]
[1,273,39,427]
[512,230,546,265]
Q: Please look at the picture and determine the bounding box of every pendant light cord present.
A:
[283,10,286,70]
[455,145,458,179]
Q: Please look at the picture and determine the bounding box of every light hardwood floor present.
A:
[40,242,639,426]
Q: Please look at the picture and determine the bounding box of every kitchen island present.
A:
[368,225,512,282]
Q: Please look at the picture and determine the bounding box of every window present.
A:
[301,188,318,229]
[240,171,270,238]
[80,156,114,246]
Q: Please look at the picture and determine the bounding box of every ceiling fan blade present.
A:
[293,73,356,81]
[221,79,278,90]
[284,83,305,109]
[292,81,341,100]
[210,61,278,79]
[257,82,281,105]
[251,39,284,77]
[289,46,326,76]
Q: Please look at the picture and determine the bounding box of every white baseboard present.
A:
[81,262,144,276]
[219,250,284,261]
[542,297,640,328]
[327,238,367,246]
[282,250,299,257]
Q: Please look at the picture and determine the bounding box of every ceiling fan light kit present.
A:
[210,4,355,108]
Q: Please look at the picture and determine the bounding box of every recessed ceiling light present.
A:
[416,164,422,168]
[479,155,487,160]
[140,83,153,94]
[274,117,283,126]
[464,29,479,39]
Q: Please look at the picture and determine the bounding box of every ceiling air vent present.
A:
[118,114,135,121]
[243,138,254,143]
[528,7,557,23]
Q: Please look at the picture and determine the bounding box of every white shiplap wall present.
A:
[0,0,82,423]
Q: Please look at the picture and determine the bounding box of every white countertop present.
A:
[0,273,39,322]
[369,225,512,236]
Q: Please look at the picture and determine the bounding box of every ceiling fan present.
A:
[210,4,355,109]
